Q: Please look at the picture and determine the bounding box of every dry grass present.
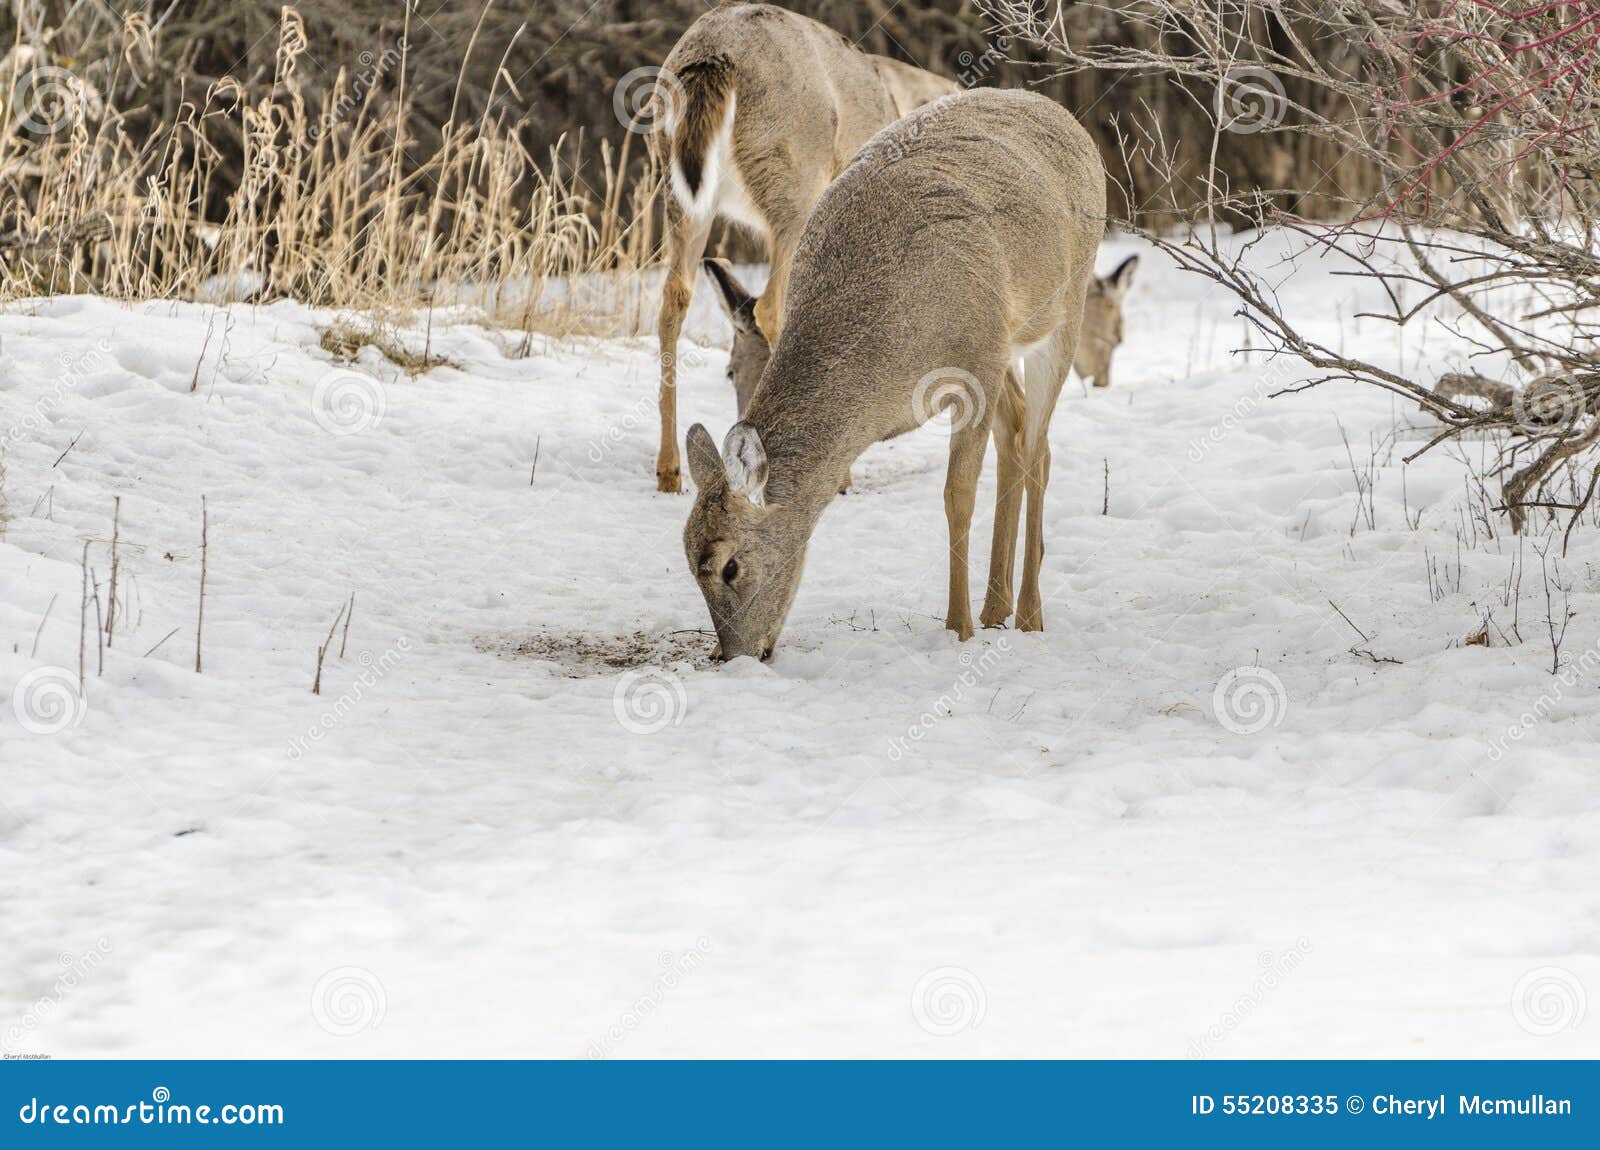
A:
[0,6,658,337]
[318,320,458,375]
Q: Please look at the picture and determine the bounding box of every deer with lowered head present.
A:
[649,2,957,493]
[684,88,1132,661]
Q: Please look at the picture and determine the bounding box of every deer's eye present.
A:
[721,558,739,584]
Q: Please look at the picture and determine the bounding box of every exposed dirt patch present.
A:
[479,628,714,677]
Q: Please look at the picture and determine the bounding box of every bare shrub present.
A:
[981,0,1600,537]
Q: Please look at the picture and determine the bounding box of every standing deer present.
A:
[683,88,1123,661]
[649,2,957,493]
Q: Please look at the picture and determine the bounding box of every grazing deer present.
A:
[649,2,958,493]
[683,88,1118,661]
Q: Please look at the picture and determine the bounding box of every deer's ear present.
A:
[685,423,722,491]
[1103,254,1139,300]
[703,258,761,336]
[721,421,769,507]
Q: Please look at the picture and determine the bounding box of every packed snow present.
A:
[2,232,1597,1058]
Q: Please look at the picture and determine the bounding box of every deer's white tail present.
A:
[667,57,736,223]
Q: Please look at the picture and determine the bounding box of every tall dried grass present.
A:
[0,6,656,336]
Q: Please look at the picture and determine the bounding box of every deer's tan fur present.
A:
[650,3,957,493]
[683,89,1114,660]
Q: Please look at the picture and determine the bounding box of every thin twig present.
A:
[30,594,56,660]
[195,495,208,674]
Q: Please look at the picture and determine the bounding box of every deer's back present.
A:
[663,5,904,174]
[772,90,1107,389]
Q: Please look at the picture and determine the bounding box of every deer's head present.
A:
[683,421,810,662]
[1074,254,1139,389]
[703,259,771,416]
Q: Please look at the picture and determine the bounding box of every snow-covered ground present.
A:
[2,233,1597,1058]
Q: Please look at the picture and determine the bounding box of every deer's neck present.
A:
[746,358,868,513]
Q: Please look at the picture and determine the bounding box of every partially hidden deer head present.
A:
[1074,255,1138,389]
[702,259,772,417]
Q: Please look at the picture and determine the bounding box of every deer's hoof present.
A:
[946,615,974,642]
[980,602,1012,629]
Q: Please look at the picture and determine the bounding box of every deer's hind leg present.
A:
[944,370,1000,641]
[737,144,823,345]
[1016,299,1085,633]
[656,200,713,493]
[981,366,1026,627]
